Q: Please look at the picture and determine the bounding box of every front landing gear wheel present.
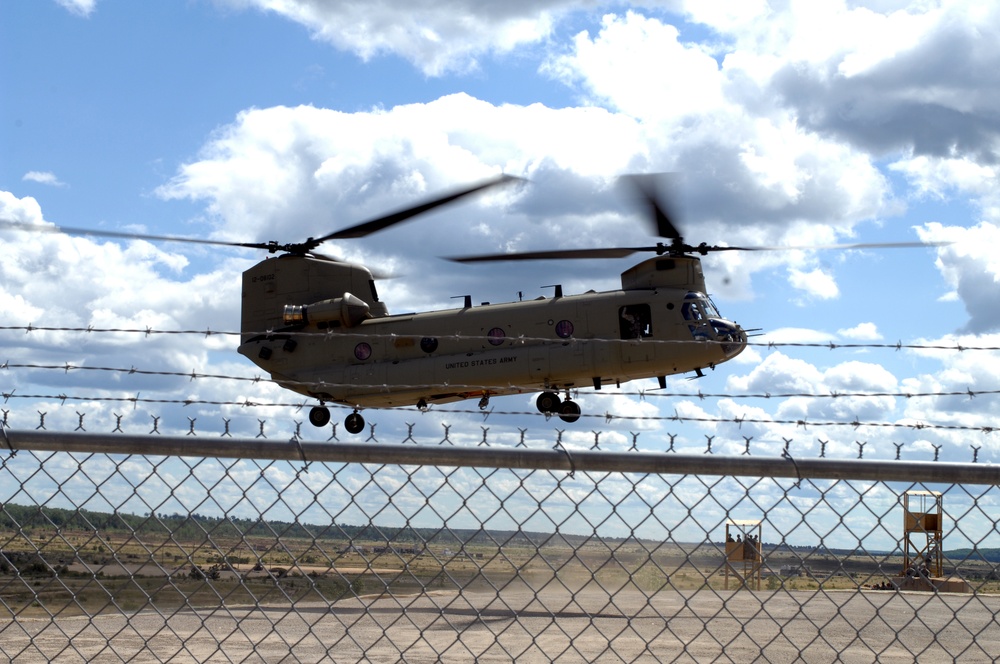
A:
[344,411,365,435]
[536,391,561,414]
[308,406,331,428]
[558,400,581,423]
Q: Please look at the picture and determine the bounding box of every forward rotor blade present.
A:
[726,240,953,252]
[448,238,952,263]
[623,173,683,241]
[0,219,268,250]
[313,174,524,247]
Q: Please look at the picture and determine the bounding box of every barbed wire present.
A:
[0,405,993,469]
[0,324,238,337]
[2,324,999,351]
[5,360,1000,403]
[3,325,999,437]
[1,389,996,434]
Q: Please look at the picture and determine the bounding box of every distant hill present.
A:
[944,548,1000,563]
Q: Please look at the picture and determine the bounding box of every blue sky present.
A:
[3,0,1000,487]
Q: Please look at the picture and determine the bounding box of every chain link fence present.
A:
[0,427,999,662]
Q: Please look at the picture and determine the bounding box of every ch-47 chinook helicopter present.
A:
[4,174,941,434]
[237,174,751,434]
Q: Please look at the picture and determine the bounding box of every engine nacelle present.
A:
[283,293,372,328]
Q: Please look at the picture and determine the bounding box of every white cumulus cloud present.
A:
[22,171,66,187]
[54,0,96,17]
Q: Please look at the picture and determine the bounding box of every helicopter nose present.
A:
[712,320,747,358]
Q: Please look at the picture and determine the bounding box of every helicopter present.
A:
[4,174,940,435]
[236,174,755,434]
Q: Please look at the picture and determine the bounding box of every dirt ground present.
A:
[2,584,998,663]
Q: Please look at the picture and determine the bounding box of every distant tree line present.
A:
[0,502,572,549]
[4,502,995,562]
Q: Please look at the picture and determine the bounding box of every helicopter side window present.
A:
[619,304,652,339]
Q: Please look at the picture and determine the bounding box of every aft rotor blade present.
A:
[0,219,269,250]
[448,247,655,262]
[314,174,524,246]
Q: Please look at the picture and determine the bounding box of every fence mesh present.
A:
[0,428,998,662]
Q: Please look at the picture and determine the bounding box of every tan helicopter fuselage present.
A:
[237,254,747,410]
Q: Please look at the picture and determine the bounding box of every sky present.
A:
[2,1,1000,545]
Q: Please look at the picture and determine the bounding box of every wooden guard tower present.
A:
[724,519,762,590]
[902,490,943,579]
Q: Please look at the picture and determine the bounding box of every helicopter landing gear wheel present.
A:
[344,411,365,435]
[558,400,581,423]
[536,391,561,414]
[308,406,331,428]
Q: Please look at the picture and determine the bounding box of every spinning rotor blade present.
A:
[447,239,950,263]
[733,240,952,252]
[449,247,650,263]
[450,172,951,264]
[0,219,269,250]
[302,174,523,250]
[624,173,683,241]
[2,173,523,259]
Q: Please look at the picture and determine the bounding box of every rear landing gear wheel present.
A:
[558,400,581,423]
[309,406,331,428]
[536,391,561,414]
[344,411,365,435]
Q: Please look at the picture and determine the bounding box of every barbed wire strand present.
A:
[2,324,999,352]
[4,361,1000,403]
[1,389,996,434]
[3,326,998,435]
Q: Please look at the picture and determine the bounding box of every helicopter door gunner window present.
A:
[487,327,506,346]
[619,304,652,339]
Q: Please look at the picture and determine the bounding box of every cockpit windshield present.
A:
[703,296,720,318]
[682,292,720,321]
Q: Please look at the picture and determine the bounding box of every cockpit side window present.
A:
[682,293,702,321]
[682,301,702,321]
[619,304,652,339]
